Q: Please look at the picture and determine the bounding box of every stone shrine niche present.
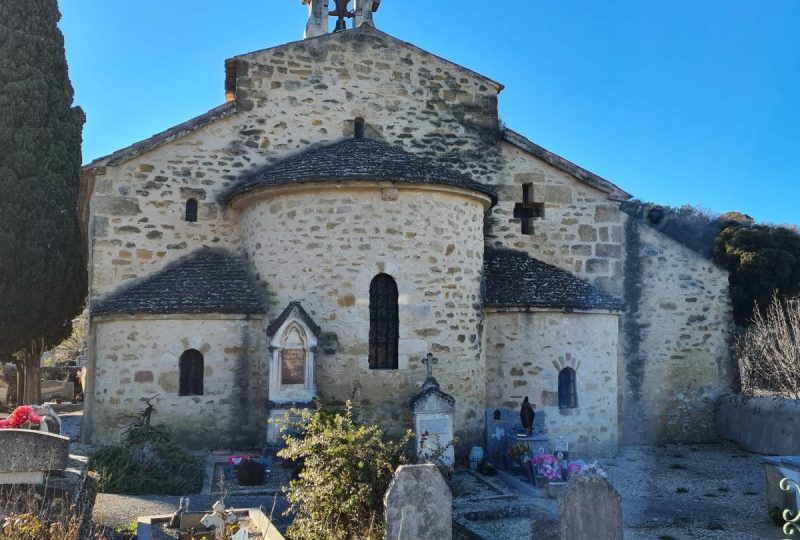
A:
[266,303,321,445]
[267,303,320,405]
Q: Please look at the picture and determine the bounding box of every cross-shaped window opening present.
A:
[513,183,544,235]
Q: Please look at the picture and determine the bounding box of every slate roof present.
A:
[92,247,265,316]
[267,302,321,338]
[484,248,625,311]
[502,129,632,202]
[220,137,498,206]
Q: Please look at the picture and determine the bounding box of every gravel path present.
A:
[602,443,779,540]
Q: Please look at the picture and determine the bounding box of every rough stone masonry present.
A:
[80,7,732,454]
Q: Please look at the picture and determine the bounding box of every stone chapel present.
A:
[79,0,733,457]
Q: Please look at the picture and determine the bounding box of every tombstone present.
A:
[485,407,548,468]
[554,436,569,462]
[558,473,623,540]
[0,429,69,484]
[265,303,320,445]
[411,354,455,467]
[384,464,451,540]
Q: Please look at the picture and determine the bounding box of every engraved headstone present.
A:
[558,473,623,540]
[485,407,548,467]
[485,408,517,466]
[384,464,452,540]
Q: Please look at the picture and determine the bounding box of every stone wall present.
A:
[487,141,733,445]
[231,26,503,181]
[621,221,733,444]
[86,316,265,448]
[88,115,243,298]
[487,141,626,298]
[715,394,800,455]
[240,185,487,449]
[484,310,620,457]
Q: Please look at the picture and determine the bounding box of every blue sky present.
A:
[59,1,800,226]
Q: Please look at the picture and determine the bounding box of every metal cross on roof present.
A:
[422,352,438,380]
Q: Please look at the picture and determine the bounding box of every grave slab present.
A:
[0,429,69,484]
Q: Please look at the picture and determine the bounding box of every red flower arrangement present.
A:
[0,405,41,429]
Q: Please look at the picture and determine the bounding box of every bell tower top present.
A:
[301,0,381,39]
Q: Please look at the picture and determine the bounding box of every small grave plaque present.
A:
[280,349,305,385]
[420,418,449,435]
[555,437,569,452]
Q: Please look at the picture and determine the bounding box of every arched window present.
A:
[185,198,198,222]
[558,367,577,409]
[179,349,204,396]
[369,273,398,369]
[354,117,365,139]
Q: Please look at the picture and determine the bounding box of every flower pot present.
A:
[547,481,567,499]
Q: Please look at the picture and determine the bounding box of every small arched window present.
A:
[179,349,204,396]
[354,117,365,139]
[369,273,399,370]
[185,198,198,222]
[558,367,577,409]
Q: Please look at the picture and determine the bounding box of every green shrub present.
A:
[715,225,800,325]
[235,458,266,486]
[89,424,203,495]
[277,401,412,540]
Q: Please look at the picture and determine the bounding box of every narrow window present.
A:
[354,117,365,139]
[185,198,198,222]
[369,273,399,369]
[558,367,577,409]
[179,349,204,396]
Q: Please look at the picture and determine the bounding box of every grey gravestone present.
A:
[0,429,69,484]
[558,473,623,540]
[485,407,547,466]
[384,464,451,540]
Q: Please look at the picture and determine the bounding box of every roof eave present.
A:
[225,25,504,96]
[502,129,632,202]
[484,303,625,314]
[222,177,497,209]
[82,102,237,172]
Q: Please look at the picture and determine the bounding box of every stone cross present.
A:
[422,353,438,380]
[513,183,544,235]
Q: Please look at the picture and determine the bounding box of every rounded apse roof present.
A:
[220,137,497,206]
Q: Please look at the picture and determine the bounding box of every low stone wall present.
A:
[715,394,800,454]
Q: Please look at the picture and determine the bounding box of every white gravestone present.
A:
[411,354,455,467]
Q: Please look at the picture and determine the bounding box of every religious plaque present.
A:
[281,348,306,385]
[420,418,449,436]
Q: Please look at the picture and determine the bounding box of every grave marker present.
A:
[558,473,623,540]
[384,464,451,540]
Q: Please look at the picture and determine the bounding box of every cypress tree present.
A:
[0,0,86,404]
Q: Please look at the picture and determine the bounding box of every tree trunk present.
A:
[16,338,43,405]
[15,360,25,406]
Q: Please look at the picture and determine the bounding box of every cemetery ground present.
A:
[4,407,781,539]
